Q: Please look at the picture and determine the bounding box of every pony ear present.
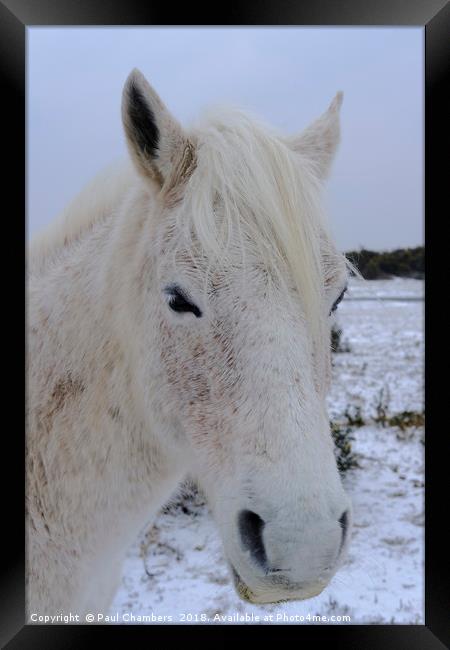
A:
[122,69,195,190]
[288,92,343,180]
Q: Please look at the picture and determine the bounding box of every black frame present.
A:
[3,0,448,646]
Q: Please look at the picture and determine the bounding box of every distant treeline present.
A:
[344,247,424,280]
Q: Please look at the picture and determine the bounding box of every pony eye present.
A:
[165,286,202,318]
[330,286,347,315]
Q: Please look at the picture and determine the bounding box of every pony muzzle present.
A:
[227,506,352,604]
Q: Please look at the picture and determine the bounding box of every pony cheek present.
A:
[182,407,233,469]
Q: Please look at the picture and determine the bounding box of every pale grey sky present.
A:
[27,27,423,251]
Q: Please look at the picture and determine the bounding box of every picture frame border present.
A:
[2,0,447,646]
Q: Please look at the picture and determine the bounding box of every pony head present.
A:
[120,69,351,603]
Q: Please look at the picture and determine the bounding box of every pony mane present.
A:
[180,106,344,345]
[29,160,137,266]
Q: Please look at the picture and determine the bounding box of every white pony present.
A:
[27,69,352,617]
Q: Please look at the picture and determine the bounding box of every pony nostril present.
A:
[338,509,349,552]
[339,509,349,533]
[237,509,267,569]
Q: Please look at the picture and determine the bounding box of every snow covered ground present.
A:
[109,278,424,625]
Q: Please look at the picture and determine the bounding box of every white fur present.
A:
[27,69,352,617]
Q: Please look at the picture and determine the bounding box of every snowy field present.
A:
[109,277,424,625]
